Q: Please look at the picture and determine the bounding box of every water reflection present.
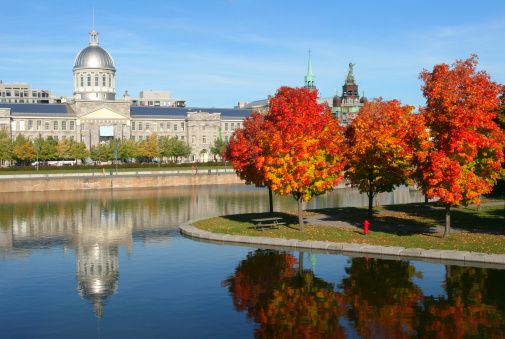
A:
[224,250,505,338]
[0,184,459,327]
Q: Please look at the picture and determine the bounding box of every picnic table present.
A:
[251,217,285,231]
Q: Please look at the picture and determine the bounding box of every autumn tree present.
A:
[224,112,276,213]
[12,134,35,164]
[259,86,346,230]
[56,139,73,159]
[71,141,91,163]
[417,55,505,237]
[344,98,428,218]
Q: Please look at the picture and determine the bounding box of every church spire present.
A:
[304,49,316,90]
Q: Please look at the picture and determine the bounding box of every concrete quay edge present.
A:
[180,220,505,268]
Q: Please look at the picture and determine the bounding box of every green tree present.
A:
[119,139,137,162]
[0,128,13,164]
[210,138,226,161]
[71,141,91,163]
[39,136,58,161]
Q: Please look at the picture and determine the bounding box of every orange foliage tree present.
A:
[223,112,275,213]
[259,86,346,230]
[344,98,428,218]
[417,55,505,237]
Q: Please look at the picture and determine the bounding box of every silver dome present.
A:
[73,45,116,71]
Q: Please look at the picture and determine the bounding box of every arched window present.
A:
[87,75,91,86]
[95,75,99,87]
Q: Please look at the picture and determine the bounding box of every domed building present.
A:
[73,30,116,101]
[0,29,250,162]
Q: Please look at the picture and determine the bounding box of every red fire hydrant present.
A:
[364,220,370,235]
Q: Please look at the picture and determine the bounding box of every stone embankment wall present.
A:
[0,170,244,193]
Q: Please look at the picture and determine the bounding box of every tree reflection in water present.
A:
[224,250,505,338]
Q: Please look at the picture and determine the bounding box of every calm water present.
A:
[0,185,504,338]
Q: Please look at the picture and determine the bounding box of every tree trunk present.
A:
[444,204,451,238]
[368,192,374,219]
[268,186,273,214]
[293,193,305,231]
[425,195,429,204]
[298,251,304,276]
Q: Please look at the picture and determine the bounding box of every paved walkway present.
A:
[304,202,505,235]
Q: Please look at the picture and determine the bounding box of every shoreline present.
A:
[180,219,505,269]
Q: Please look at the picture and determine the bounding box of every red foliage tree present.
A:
[223,112,275,212]
[259,86,346,231]
[344,98,428,218]
[417,55,505,237]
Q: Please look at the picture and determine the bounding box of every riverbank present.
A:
[0,170,243,192]
[181,202,505,267]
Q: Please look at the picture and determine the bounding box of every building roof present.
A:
[130,106,252,119]
[0,103,73,116]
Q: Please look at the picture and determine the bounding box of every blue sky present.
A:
[1,0,504,109]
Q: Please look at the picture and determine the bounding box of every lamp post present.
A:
[36,145,39,171]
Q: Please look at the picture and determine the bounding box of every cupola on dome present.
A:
[73,31,115,71]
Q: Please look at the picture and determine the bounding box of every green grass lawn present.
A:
[193,202,505,254]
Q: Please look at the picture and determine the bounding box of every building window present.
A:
[95,75,99,87]
[36,120,41,130]
[180,136,184,140]
[174,123,177,131]
[225,136,229,142]
[19,121,25,131]
[202,126,206,131]
[160,122,164,131]
[181,122,185,131]
[80,75,83,87]
[231,123,235,130]
[53,121,58,130]
[225,123,228,131]
[109,75,112,87]
[192,136,196,144]
[237,123,241,129]
[81,124,85,131]
[28,120,33,130]
[69,121,75,131]
[11,121,16,131]
[130,136,135,141]
[131,122,136,131]
[139,136,143,141]
[138,122,143,131]
[87,75,91,86]
[167,122,171,130]
[70,136,74,141]
[45,121,50,130]
[146,122,150,130]
[153,122,157,131]
[61,121,67,131]
[203,136,207,144]
[54,136,58,141]
[103,76,106,87]
[62,136,66,140]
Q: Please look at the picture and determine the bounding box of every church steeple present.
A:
[304,49,316,90]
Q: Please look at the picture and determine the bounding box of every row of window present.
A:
[130,121,241,132]
[11,120,75,131]
[129,134,231,144]
[0,91,49,98]
[132,121,185,132]
[1,99,50,103]
[10,120,242,133]
[75,73,113,89]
